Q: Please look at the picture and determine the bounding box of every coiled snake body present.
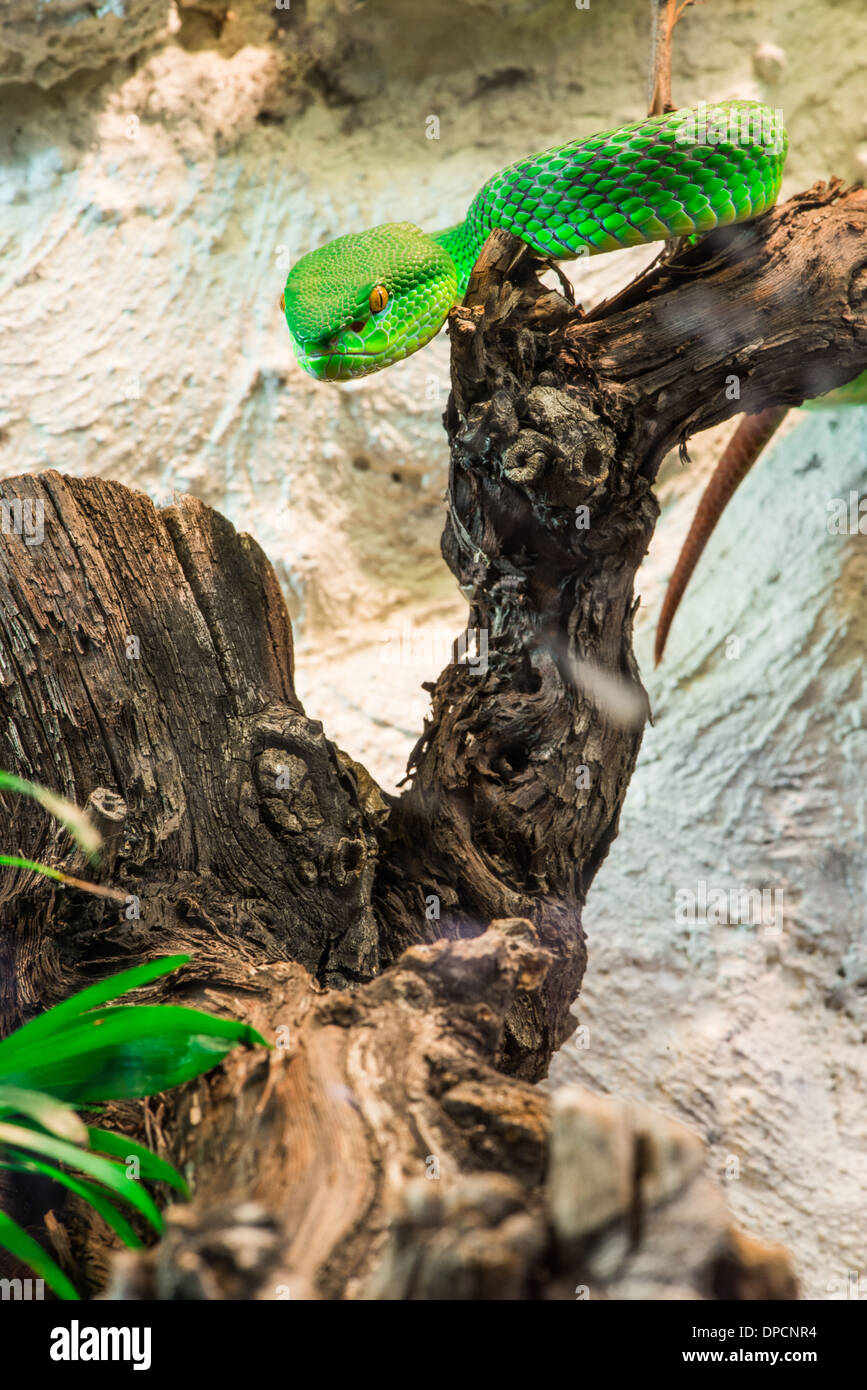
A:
[282,100,866,655]
[282,100,787,381]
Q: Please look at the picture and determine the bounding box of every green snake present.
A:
[283,98,866,661]
[282,99,793,380]
[282,97,865,403]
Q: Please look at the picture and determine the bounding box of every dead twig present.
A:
[647,0,694,115]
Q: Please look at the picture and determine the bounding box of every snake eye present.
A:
[280,291,285,313]
[369,284,388,313]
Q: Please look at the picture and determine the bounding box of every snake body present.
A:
[283,99,787,380]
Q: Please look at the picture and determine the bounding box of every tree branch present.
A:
[375,179,867,1079]
[648,0,691,115]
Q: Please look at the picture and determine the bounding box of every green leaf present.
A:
[0,1086,87,1143]
[0,855,127,903]
[0,770,101,858]
[4,1005,266,1102]
[11,1033,236,1103]
[66,1004,264,1047]
[88,1127,189,1196]
[0,955,191,1073]
[0,1122,163,1234]
[0,1157,143,1249]
[0,854,66,883]
[0,1210,80,1301]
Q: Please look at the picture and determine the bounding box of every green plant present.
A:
[0,955,267,1299]
[0,772,267,1298]
[0,769,125,900]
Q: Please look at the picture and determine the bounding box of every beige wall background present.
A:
[2,0,866,1297]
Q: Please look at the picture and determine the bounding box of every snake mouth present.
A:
[292,325,437,381]
[292,327,392,380]
[303,345,377,360]
[289,282,456,382]
[295,342,393,381]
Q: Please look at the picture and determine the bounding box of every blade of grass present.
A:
[0,1122,163,1233]
[0,856,127,902]
[10,1032,237,1103]
[0,770,101,858]
[0,1210,80,1300]
[0,1156,143,1248]
[0,855,67,882]
[0,1086,87,1143]
[0,955,190,1072]
[87,1128,188,1196]
[54,1004,264,1045]
[4,1005,266,1100]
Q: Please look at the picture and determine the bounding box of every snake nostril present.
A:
[350,320,365,332]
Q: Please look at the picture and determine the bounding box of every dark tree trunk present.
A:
[0,181,863,1299]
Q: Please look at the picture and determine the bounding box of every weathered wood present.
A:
[376,181,867,1077]
[0,473,383,1028]
[2,181,864,1298]
[648,0,686,115]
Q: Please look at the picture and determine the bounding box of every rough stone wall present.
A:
[551,409,867,1301]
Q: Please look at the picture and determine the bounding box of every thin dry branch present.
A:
[647,0,694,114]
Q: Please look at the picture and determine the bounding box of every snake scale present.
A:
[281,99,866,657]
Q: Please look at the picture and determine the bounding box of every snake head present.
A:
[282,222,457,381]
